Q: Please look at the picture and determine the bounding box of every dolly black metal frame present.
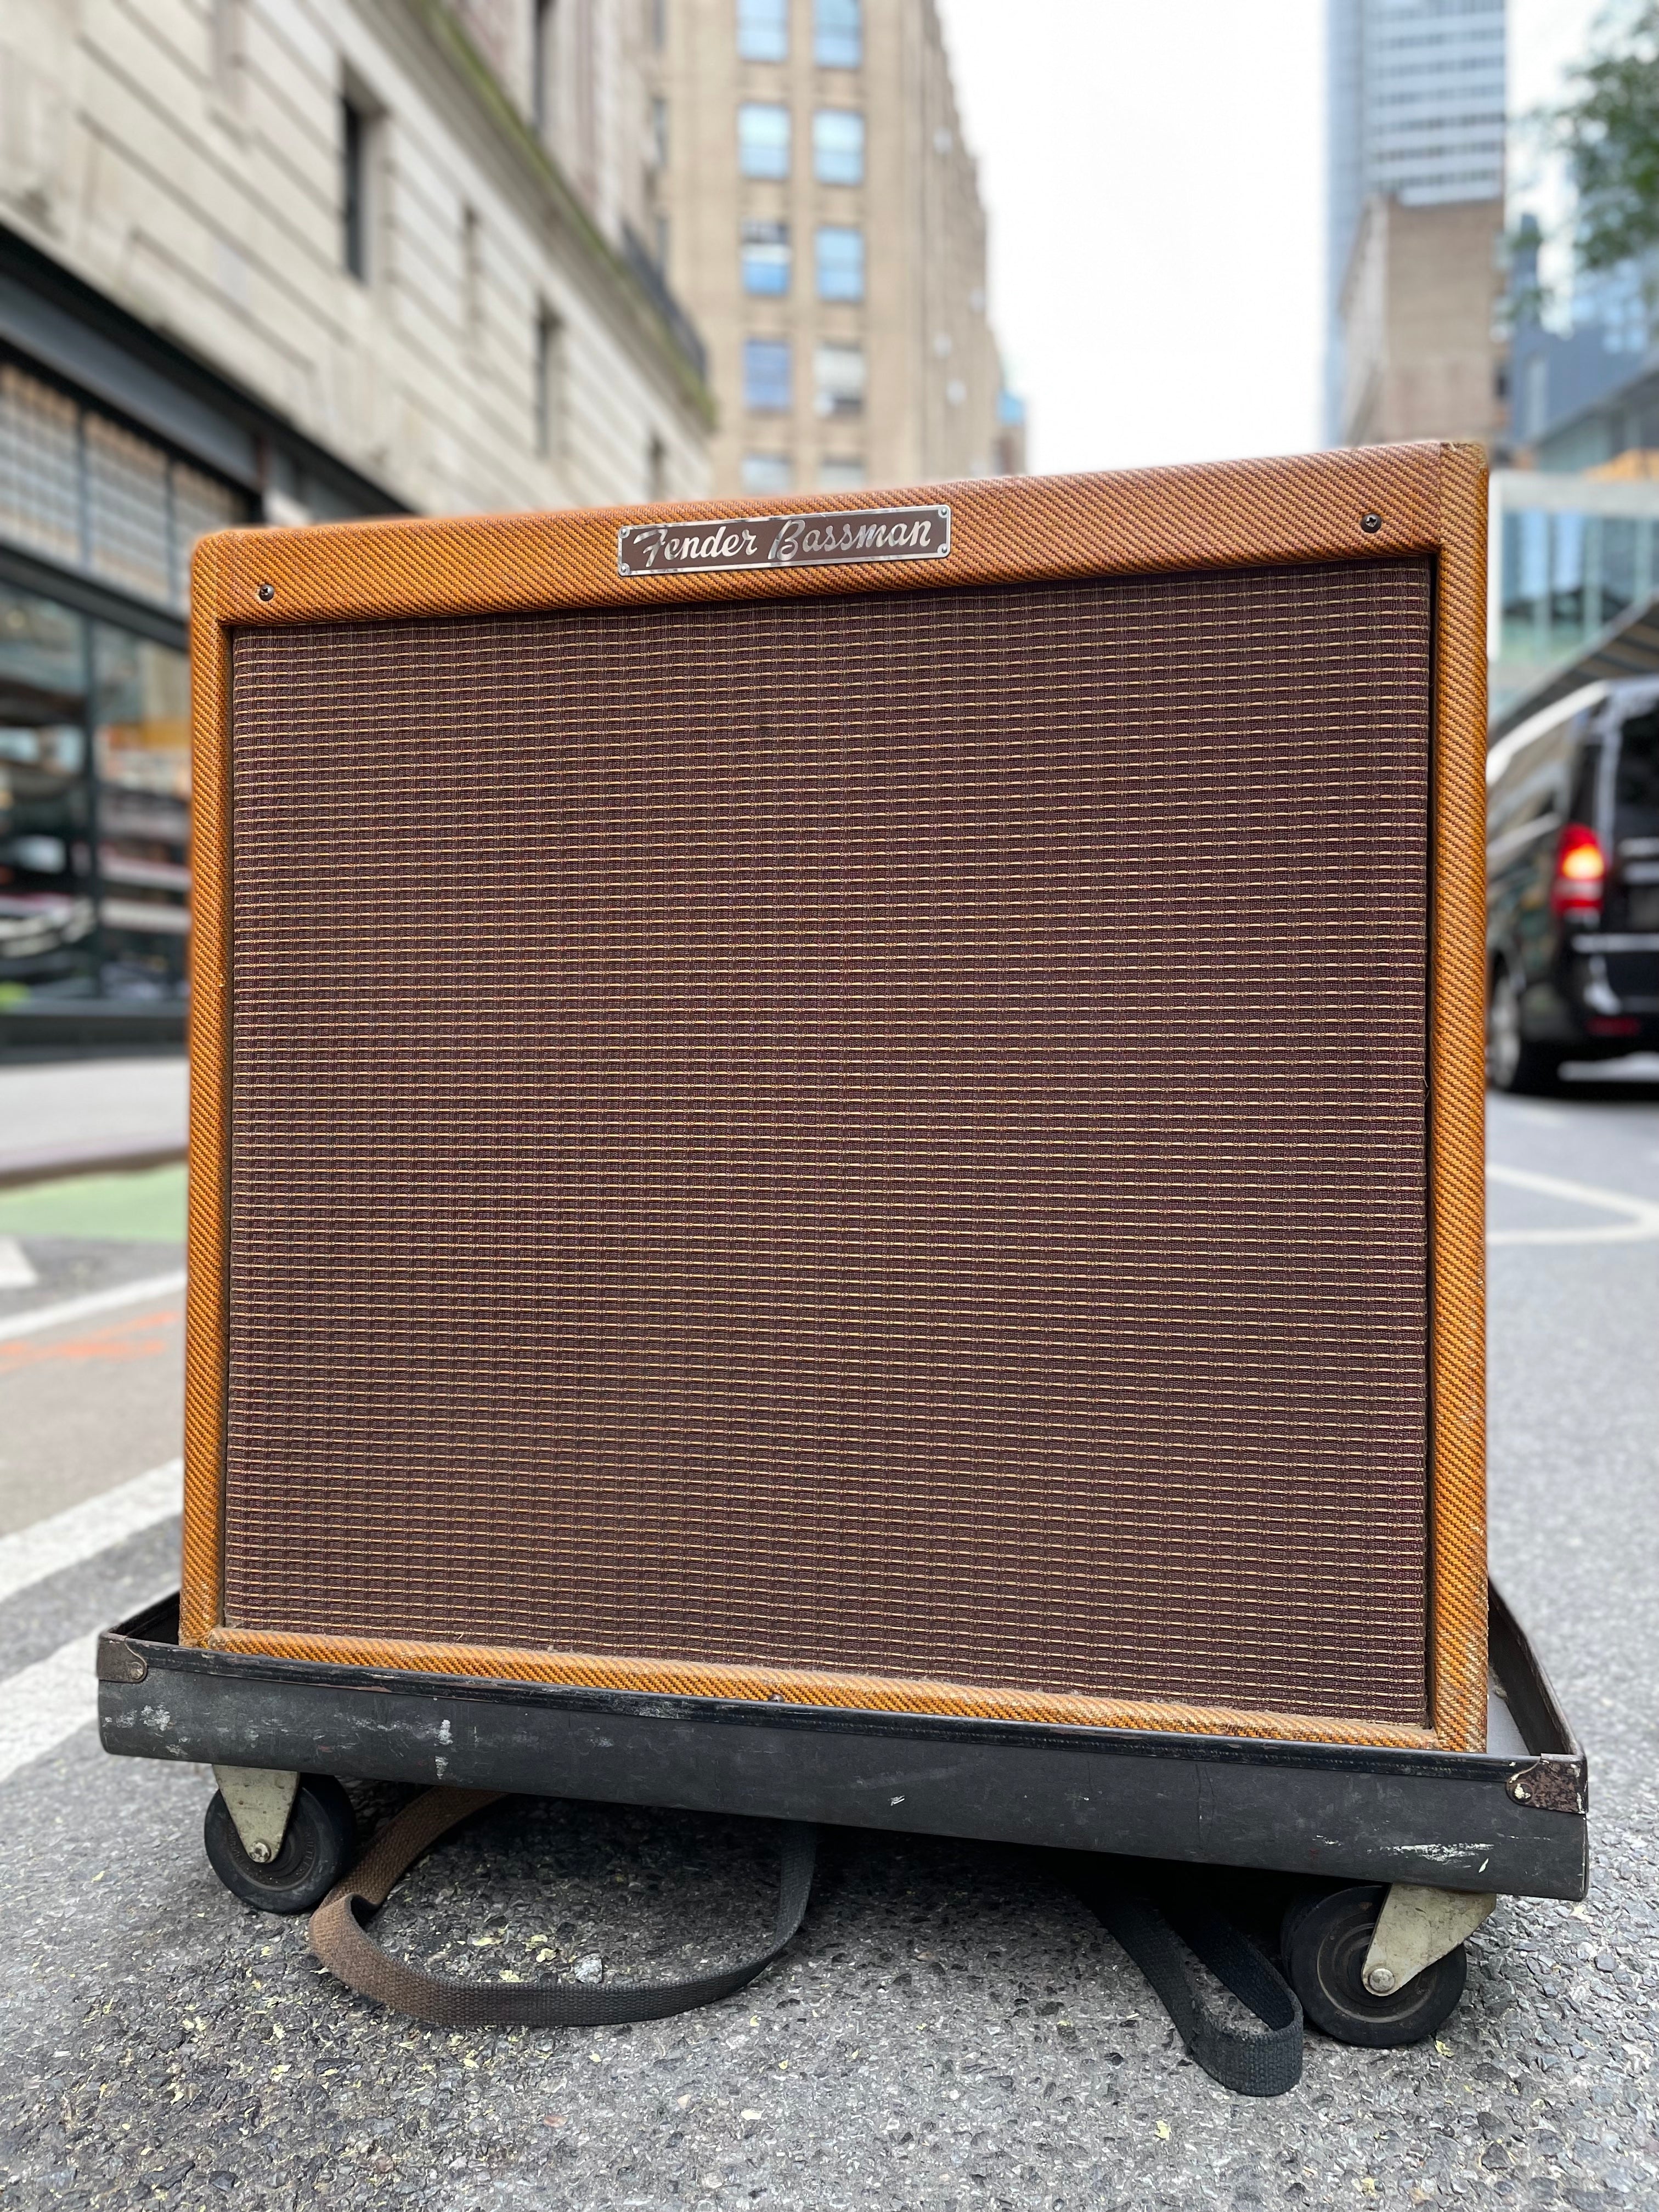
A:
[98,1585,1587,1903]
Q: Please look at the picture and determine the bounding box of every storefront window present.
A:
[0,359,253,1007]
[94,625,191,998]
[0,585,96,997]
[0,586,191,1003]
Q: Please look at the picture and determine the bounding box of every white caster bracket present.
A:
[213,1765,300,1866]
[1361,1882,1497,1997]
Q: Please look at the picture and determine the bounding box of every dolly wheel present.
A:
[1281,1885,1467,2047]
[204,1774,356,1914]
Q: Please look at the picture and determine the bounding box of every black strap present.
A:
[312,1792,1299,2092]
[1075,1866,1304,2096]
[309,1787,817,2030]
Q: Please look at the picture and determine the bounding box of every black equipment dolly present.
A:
[98,1582,1586,2082]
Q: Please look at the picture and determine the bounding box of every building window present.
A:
[0,594,195,1002]
[742,452,793,492]
[0,362,245,612]
[86,417,171,605]
[738,101,790,178]
[743,338,792,413]
[812,109,864,185]
[738,0,788,61]
[652,0,667,49]
[815,225,864,301]
[342,94,373,280]
[742,219,791,296]
[94,624,193,994]
[819,455,865,489]
[533,0,556,138]
[814,341,865,416]
[0,592,196,1006]
[650,95,668,172]
[1520,353,1548,445]
[535,309,565,456]
[814,0,861,67]
[211,0,246,103]
[0,365,79,567]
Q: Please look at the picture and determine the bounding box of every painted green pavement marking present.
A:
[0,1163,187,1244]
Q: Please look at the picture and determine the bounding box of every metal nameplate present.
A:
[618,504,951,578]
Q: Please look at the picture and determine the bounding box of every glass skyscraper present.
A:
[1325,0,1507,443]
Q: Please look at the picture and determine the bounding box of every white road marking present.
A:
[1487,1164,1659,1246]
[0,1460,182,1609]
[0,1237,37,1288]
[0,1269,185,1345]
[0,1630,102,1787]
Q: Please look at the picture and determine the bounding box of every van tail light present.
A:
[1551,823,1606,920]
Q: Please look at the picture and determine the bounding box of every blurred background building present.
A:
[1319,0,1659,730]
[1504,213,1652,468]
[0,0,713,1052]
[1485,16,1659,727]
[1325,0,1507,451]
[650,0,1020,493]
[27,0,1659,1032]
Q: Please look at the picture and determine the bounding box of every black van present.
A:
[1487,678,1659,1092]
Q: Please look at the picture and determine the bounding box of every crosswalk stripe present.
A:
[0,1631,104,1787]
[0,1269,186,1346]
[1487,1163,1659,1246]
[0,1460,183,1609]
[0,1236,37,1289]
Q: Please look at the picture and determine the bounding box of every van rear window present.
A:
[1616,707,1659,838]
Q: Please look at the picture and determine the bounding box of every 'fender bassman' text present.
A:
[618,504,951,578]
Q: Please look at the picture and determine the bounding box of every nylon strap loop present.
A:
[1075,1866,1304,2097]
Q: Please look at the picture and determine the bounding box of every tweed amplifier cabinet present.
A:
[182,443,1488,1753]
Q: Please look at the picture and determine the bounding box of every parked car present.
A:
[1487,677,1659,1092]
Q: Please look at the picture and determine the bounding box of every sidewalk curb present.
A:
[0,1143,188,1193]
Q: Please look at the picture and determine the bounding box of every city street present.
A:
[0,1069,1655,2210]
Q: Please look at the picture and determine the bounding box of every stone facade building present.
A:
[1338,193,1506,451]
[648,0,1015,495]
[0,0,710,1040]
[1,0,710,521]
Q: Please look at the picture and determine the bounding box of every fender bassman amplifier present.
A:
[182,443,1488,1759]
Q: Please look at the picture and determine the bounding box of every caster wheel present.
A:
[204,1774,357,1914]
[1281,1884,1466,2047]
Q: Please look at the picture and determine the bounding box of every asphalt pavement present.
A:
[0,1061,1655,2210]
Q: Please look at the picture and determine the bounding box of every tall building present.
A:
[0,0,711,1046]
[1325,0,1506,445]
[649,0,1017,495]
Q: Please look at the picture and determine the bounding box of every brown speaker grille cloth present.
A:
[227,558,1432,1723]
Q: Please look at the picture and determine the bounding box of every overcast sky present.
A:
[937,0,1609,478]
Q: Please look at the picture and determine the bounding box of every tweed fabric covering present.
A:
[222,557,1435,1723]
[1424,443,1489,1751]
